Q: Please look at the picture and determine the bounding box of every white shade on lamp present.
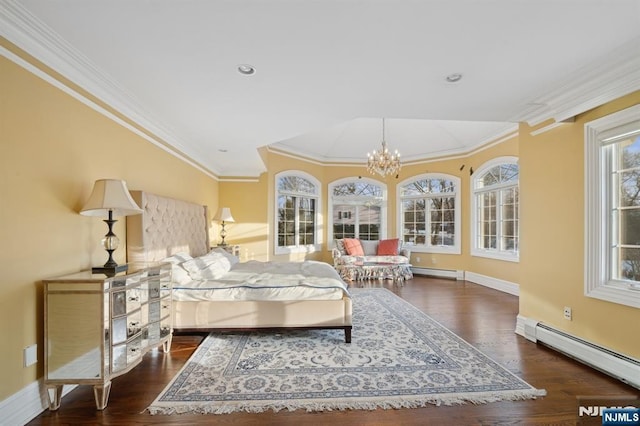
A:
[80,179,143,275]
[214,207,235,246]
[80,179,144,217]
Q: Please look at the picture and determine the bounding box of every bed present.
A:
[126,191,352,343]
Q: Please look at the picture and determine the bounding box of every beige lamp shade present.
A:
[214,207,235,223]
[80,179,143,217]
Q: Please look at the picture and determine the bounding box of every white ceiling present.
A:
[2,0,640,177]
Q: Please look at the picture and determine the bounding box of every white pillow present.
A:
[161,252,194,286]
[210,247,240,267]
[182,252,231,280]
[169,264,192,286]
[360,240,379,256]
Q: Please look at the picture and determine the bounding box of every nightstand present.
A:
[43,263,172,410]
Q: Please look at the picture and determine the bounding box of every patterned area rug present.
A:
[148,288,545,414]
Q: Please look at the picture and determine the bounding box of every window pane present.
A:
[618,247,640,281]
[333,182,382,197]
[478,191,497,249]
[278,176,316,194]
[333,205,356,239]
[297,197,315,245]
[620,170,640,207]
[358,204,381,241]
[619,209,640,245]
[277,195,296,247]
[477,164,519,189]
[401,178,455,196]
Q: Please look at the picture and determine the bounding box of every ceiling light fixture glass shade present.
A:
[366,118,401,177]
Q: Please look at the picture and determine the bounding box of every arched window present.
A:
[398,174,461,253]
[275,171,321,254]
[328,178,386,244]
[471,157,519,261]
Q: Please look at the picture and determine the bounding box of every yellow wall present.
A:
[216,176,269,261]
[0,52,219,400]
[519,91,640,358]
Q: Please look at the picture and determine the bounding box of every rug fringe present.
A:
[147,388,546,415]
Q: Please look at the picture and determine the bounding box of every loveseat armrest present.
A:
[332,248,342,260]
[399,247,411,258]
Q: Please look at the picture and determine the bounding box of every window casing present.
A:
[275,171,321,254]
[471,158,520,262]
[328,178,386,244]
[397,174,461,254]
[585,103,640,308]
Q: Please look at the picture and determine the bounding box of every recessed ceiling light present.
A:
[237,64,256,75]
[445,73,463,83]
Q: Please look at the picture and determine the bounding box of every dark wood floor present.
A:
[30,276,639,425]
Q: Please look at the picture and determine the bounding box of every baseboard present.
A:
[464,271,519,296]
[0,379,75,425]
[516,315,640,389]
[411,267,464,280]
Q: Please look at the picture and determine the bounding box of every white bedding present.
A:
[173,260,350,302]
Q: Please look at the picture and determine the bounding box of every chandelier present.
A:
[366,118,401,177]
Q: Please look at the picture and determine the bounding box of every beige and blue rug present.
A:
[148,288,545,414]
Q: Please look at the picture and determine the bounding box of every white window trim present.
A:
[470,156,520,262]
[274,170,322,255]
[327,177,387,248]
[585,103,640,309]
[397,173,461,254]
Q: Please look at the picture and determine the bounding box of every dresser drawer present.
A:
[112,287,143,317]
[112,309,142,344]
[126,335,142,365]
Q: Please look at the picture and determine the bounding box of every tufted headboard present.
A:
[126,191,210,264]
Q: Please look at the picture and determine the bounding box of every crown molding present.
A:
[0,0,223,178]
[514,37,640,126]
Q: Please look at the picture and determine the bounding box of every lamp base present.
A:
[92,264,128,276]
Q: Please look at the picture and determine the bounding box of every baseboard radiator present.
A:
[520,317,640,389]
[411,267,463,280]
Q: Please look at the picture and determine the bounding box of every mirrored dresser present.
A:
[43,263,172,410]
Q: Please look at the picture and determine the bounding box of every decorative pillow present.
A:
[182,252,231,280]
[377,238,400,256]
[360,240,379,256]
[343,238,364,256]
[334,239,346,255]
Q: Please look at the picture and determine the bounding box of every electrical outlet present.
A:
[24,344,37,367]
[415,256,421,263]
[563,306,572,321]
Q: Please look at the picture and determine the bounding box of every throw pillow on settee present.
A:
[332,238,411,265]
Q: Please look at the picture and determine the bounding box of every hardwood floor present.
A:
[29,276,639,425]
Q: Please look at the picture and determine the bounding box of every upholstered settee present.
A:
[332,238,413,282]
